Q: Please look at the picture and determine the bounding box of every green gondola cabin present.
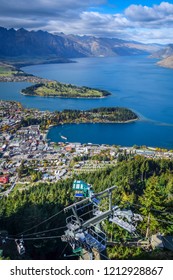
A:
[72,180,93,198]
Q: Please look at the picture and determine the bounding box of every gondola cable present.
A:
[16,209,64,236]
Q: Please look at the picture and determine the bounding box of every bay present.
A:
[1,56,173,148]
[47,122,173,148]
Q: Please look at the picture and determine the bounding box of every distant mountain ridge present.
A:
[0,26,160,61]
[0,26,85,58]
[151,44,173,69]
[151,44,173,59]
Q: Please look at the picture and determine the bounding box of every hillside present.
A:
[151,44,173,69]
[151,44,173,59]
[0,156,173,260]
[0,62,49,82]
[157,56,173,69]
[0,27,159,63]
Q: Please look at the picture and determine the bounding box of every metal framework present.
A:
[0,181,143,259]
[61,183,143,259]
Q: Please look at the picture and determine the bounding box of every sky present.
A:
[0,0,173,44]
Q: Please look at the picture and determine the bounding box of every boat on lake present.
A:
[61,135,67,140]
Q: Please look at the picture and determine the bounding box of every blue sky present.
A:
[0,1,173,43]
[89,0,173,12]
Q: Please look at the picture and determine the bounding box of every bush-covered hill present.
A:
[0,156,173,260]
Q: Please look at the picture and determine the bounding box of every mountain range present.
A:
[0,26,160,64]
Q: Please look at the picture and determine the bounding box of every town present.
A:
[0,100,173,196]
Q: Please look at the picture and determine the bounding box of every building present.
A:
[0,175,9,184]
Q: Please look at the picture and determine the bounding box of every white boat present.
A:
[61,135,67,140]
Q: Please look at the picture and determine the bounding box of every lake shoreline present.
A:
[20,91,109,99]
[1,56,173,148]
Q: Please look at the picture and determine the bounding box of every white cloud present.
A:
[0,1,173,43]
[0,0,107,33]
[125,2,173,24]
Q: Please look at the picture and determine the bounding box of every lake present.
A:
[1,56,173,148]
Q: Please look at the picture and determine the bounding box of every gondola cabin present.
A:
[72,180,93,198]
[15,239,25,255]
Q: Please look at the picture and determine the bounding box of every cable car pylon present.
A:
[0,181,143,259]
[61,181,143,260]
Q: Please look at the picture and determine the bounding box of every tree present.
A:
[139,176,167,236]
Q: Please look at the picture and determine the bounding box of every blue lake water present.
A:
[1,56,173,148]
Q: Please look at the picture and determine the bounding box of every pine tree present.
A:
[139,176,167,236]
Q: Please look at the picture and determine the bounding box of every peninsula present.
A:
[0,62,48,83]
[58,107,138,124]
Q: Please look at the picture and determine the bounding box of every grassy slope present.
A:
[0,62,25,77]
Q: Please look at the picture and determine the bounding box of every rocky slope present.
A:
[157,56,173,68]
[151,44,173,69]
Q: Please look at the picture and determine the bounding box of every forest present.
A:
[21,107,138,130]
[0,155,173,260]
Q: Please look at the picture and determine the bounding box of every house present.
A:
[65,145,74,152]
[0,175,9,184]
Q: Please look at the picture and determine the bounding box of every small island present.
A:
[0,62,111,98]
[21,81,111,98]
